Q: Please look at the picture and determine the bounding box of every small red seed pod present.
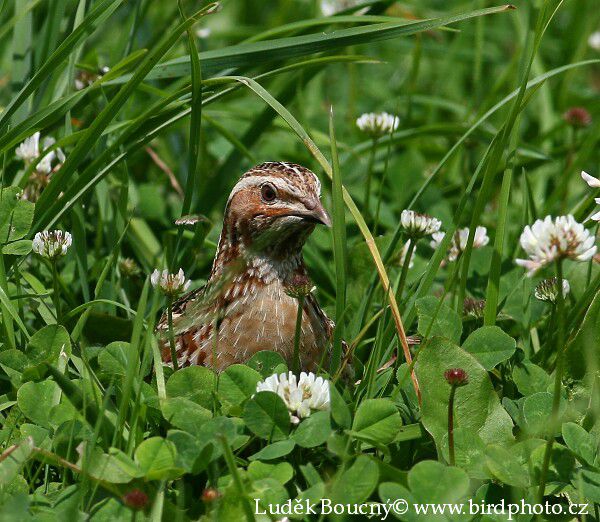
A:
[563,107,592,128]
[122,489,149,510]
[444,368,469,387]
[201,488,221,503]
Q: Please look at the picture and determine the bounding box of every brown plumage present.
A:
[158,162,334,371]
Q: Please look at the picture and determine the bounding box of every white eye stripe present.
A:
[227,176,302,202]
[228,162,323,204]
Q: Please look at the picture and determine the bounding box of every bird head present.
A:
[222,162,330,259]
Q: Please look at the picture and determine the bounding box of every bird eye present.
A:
[260,183,277,202]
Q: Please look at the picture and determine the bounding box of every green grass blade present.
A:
[71,204,90,302]
[329,108,347,375]
[202,113,258,163]
[0,90,85,154]
[36,0,65,68]
[243,15,457,43]
[10,0,33,124]
[111,5,515,81]
[63,299,137,322]
[113,278,149,448]
[173,0,204,268]
[0,275,30,341]
[483,167,513,325]
[0,254,16,349]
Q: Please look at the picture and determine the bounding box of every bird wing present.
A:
[304,291,335,341]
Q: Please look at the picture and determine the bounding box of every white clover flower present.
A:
[430,231,445,251]
[453,226,489,256]
[589,202,600,222]
[298,372,330,410]
[429,227,489,262]
[196,27,211,39]
[534,277,570,304]
[32,230,72,259]
[256,373,282,394]
[15,132,41,163]
[581,171,600,188]
[256,371,330,425]
[399,240,415,269]
[150,268,191,297]
[516,215,597,276]
[320,0,365,16]
[588,31,600,51]
[15,132,65,174]
[589,201,600,222]
[356,112,400,138]
[37,137,65,174]
[400,210,442,239]
[581,171,600,221]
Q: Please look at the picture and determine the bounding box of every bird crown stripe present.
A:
[278,161,321,195]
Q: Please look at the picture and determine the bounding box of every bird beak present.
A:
[284,202,332,227]
[305,201,332,227]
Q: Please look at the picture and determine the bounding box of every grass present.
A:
[1,0,600,519]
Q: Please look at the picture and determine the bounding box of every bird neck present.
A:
[209,221,307,286]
